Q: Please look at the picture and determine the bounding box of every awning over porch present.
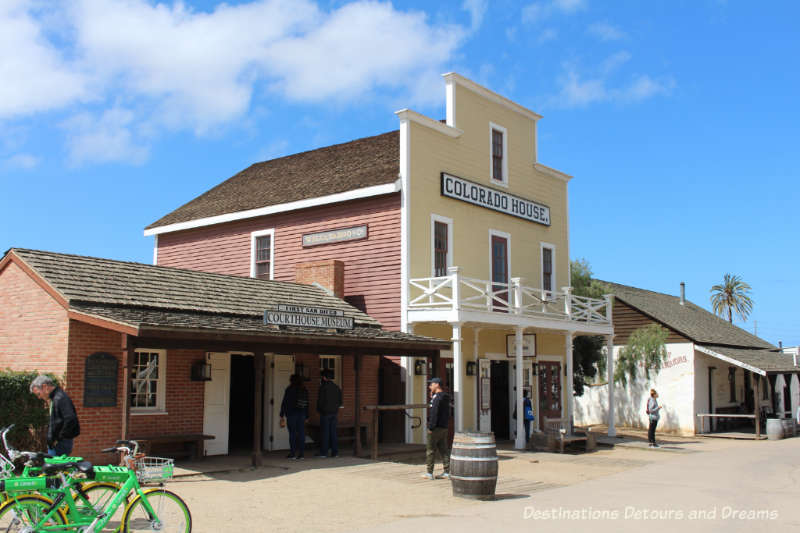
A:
[696,345,800,376]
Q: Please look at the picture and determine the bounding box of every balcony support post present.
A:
[607,333,616,437]
[565,331,574,434]
[514,325,525,450]
[450,321,464,432]
[448,266,461,314]
[563,286,573,319]
[511,277,522,315]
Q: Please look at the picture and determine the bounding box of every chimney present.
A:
[680,282,685,305]
[295,260,345,298]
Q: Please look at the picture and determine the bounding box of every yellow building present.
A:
[398,73,614,447]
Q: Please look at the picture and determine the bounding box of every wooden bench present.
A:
[306,422,370,450]
[130,434,215,460]
[532,417,595,453]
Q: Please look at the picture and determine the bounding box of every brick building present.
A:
[0,249,446,463]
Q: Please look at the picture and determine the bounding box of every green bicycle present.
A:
[0,426,121,516]
[0,440,191,532]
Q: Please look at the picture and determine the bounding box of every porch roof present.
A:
[3,248,449,356]
[696,345,800,376]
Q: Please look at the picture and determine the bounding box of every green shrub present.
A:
[0,370,57,451]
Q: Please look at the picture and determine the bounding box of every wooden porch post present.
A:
[353,352,362,457]
[753,374,761,439]
[121,334,134,440]
[252,352,264,467]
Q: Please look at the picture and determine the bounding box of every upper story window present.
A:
[431,214,453,277]
[250,229,274,280]
[541,243,555,294]
[130,349,166,412]
[489,122,508,186]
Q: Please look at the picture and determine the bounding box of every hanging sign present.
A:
[506,334,537,358]
[302,225,368,247]
[264,305,354,329]
[441,173,551,226]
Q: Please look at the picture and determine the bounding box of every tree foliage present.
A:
[0,370,55,451]
[570,259,609,396]
[615,324,669,387]
[710,273,754,324]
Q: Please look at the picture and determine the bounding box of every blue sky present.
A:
[1,0,798,346]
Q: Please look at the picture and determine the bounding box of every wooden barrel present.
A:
[781,418,796,438]
[766,418,784,440]
[450,432,497,500]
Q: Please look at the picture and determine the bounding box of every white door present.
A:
[203,352,230,456]
[268,354,294,450]
[478,359,491,433]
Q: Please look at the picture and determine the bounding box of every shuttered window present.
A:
[492,129,504,182]
[434,221,448,277]
[542,247,553,292]
[255,235,271,280]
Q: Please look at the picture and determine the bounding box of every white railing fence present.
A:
[408,267,611,325]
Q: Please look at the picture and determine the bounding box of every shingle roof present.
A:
[602,281,774,349]
[69,302,442,348]
[697,345,799,374]
[11,248,379,327]
[146,130,399,230]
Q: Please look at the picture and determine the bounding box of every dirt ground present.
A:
[166,431,746,532]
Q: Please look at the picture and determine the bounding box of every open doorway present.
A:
[491,360,510,440]
[229,354,255,452]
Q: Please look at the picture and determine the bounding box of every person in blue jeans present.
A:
[315,369,342,458]
[30,375,80,456]
[280,374,309,459]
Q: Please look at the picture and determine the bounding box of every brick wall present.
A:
[294,353,378,426]
[65,320,205,464]
[0,261,69,374]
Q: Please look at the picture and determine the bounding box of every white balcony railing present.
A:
[408,267,612,326]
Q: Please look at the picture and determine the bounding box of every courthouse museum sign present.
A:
[441,173,550,226]
[264,304,354,330]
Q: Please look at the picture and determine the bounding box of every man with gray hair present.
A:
[30,375,80,456]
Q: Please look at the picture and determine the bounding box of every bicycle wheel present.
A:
[0,494,68,531]
[82,482,126,529]
[122,488,191,533]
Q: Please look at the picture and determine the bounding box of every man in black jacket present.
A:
[30,375,80,456]
[424,377,450,479]
[316,369,342,458]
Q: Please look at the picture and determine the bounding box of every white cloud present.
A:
[3,153,39,170]
[522,0,586,24]
[551,54,674,108]
[2,0,468,164]
[587,21,626,41]
[62,107,148,166]
[538,28,558,43]
[462,0,488,31]
[0,1,87,118]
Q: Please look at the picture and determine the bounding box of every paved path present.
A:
[355,438,800,533]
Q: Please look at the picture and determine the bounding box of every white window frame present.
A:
[430,214,454,277]
[489,122,509,187]
[540,242,556,297]
[250,228,275,280]
[320,355,343,392]
[130,348,167,414]
[488,229,512,310]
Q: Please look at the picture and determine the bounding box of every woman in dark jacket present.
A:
[280,374,309,459]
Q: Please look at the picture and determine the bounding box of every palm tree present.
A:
[710,273,754,323]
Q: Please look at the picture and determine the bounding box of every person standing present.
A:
[646,389,663,448]
[30,375,80,456]
[522,390,534,444]
[315,369,342,458]
[280,374,309,459]
[423,377,451,480]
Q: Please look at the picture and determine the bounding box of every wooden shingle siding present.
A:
[157,194,402,330]
[613,299,690,345]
